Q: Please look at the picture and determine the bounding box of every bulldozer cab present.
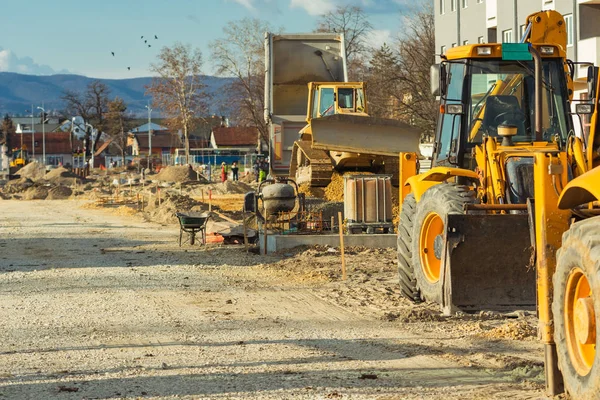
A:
[433,46,573,170]
[307,82,367,122]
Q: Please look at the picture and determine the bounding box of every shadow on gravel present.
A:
[0,238,271,272]
[0,338,540,398]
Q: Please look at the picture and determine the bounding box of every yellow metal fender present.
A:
[405,167,479,202]
[558,167,600,209]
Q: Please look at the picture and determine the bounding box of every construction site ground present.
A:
[0,199,548,399]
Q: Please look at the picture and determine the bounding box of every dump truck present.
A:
[392,10,600,397]
[264,33,421,187]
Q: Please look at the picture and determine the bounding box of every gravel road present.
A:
[0,200,546,399]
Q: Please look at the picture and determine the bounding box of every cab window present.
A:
[319,88,335,116]
[338,88,354,109]
[311,87,319,118]
[436,62,466,164]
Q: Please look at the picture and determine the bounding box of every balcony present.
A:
[576,37,600,81]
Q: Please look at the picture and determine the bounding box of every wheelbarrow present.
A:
[175,212,210,246]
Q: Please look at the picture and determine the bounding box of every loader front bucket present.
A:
[310,114,422,156]
[440,213,536,314]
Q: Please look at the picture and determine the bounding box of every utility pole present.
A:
[145,103,152,170]
[37,104,46,165]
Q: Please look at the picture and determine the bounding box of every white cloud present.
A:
[0,47,64,75]
[290,0,337,16]
[231,0,255,10]
[366,29,392,49]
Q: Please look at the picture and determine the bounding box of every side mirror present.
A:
[430,64,440,96]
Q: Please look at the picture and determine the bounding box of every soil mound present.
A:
[202,181,253,195]
[44,167,83,186]
[23,185,49,200]
[4,178,34,193]
[17,162,47,181]
[46,185,73,200]
[145,192,203,225]
[155,166,207,183]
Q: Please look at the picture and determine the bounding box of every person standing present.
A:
[231,161,239,181]
[253,159,260,182]
[220,162,227,182]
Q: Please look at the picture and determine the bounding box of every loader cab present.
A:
[432,44,573,169]
[307,82,367,122]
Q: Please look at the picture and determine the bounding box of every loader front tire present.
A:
[411,183,476,304]
[553,217,600,400]
[397,193,420,302]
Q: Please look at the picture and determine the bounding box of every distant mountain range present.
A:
[0,72,235,117]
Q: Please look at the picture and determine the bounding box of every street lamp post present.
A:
[37,105,46,165]
[145,104,152,169]
[26,107,35,159]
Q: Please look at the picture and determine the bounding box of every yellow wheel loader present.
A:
[289,82,420,186]
[393,10,600,397]
[9,146,29,174]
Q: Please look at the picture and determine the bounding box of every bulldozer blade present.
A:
[441,213,536,314]
[310,114,422,156]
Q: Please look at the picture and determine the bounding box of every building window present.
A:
[452,43,457,47]
[463,40,469,45]
[451,0,456,12]
[477,0,483,3]
[502,29,513,43]
[564,14,573,46]
[542,0,554,10]
[440,0,445,14]
[441,45,447,55]
[462,0,467,8]
[478,36,485,43]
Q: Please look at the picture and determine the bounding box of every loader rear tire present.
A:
[411,183,476,304]
[397,193,420,302]
[553,216,600,400]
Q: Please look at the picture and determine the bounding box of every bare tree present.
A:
[105,97,133,165]
[363,2,436,140]
[146,43,208,163]
[61,80,110,158]
[315,6,372,78]
[393,2,436,139]
[211,18,274,143]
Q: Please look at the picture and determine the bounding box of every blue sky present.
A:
[0,0,411,79]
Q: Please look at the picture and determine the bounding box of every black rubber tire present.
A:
[397,193,420,302]
[411,183,476,304]
[553,216,600,400]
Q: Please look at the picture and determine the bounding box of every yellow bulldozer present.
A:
[394,10,600,398]
[289,81,421,187]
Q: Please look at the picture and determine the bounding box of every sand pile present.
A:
[44,167,83,186]
[4,178,34,194]
[480,320,537,341]
[240,172,257,183]
[17,162,47,181]
[154,166,208,183]
[145,192,203,224]
[298,183,325,199]
[202,181,254,195]
[324,172,345,202]
[46,186,73,200]
[23,185,49,200]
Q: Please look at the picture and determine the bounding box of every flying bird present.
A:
[111,52,115,56]
[155,35,158,39]
[141,36,144,39]
[127,67,131,71]
[148,45,151,48]
[144,40,147,43]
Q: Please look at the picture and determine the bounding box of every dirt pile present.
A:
[22,185,49,200]
[3,178,34,194]
[17,162,47,181]
[44,167,83,186]
[298,183,325,199]
[324,172,345,201]
[46,186,73,200]
[145,192,203,225]
[240,172,256,183]
[154,166,207,183]
[202,181,254,195]
[480,320,537,340]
